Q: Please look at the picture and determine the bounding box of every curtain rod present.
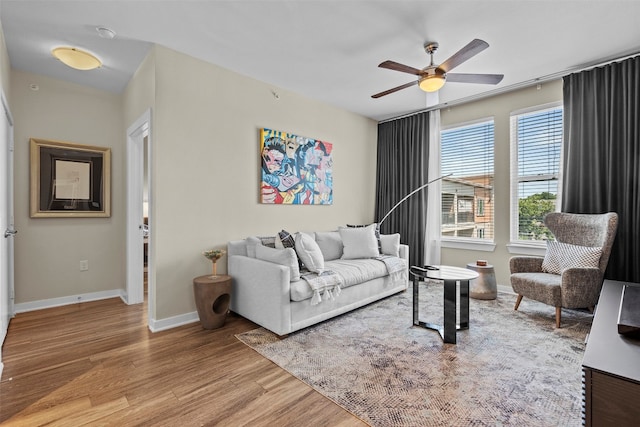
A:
[379,49,640,124]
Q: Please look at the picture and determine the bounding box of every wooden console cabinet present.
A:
[582,280,640,426]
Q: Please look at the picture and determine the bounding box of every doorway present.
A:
[126,110,152,325]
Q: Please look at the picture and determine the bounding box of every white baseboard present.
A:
[12,290,200,333]
[13,289,126,314]
[148,311,199,332]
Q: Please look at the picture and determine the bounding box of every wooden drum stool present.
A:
[193,274,232,329]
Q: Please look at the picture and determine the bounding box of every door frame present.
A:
[126,110,152,319]
[0,90,15,377]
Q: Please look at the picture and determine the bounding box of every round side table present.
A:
[466,263,497,300]
[193,274,232,329]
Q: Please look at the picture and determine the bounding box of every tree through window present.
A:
[510,105,563,242]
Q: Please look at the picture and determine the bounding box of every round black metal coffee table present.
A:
[410,265,478,344]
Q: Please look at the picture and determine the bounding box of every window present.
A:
[510,104,563,243]
[441,119,494,241]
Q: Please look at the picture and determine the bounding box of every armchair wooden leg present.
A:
[555,307,561,328]
[514,294,523,311]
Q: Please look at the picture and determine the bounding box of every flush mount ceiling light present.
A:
[52,47,102,70]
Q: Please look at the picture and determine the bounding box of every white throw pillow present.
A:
[380,233,401,257]
[339,224,380,259]
[255,245,301,281]
[315,231,344,261]
[294,232,325,273]
[542,241,602,274]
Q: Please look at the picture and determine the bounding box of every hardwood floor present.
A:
[0,298,366,426]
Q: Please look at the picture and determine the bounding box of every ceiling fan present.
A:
[372,39,504,98]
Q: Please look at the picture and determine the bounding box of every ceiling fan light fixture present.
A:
[419,74,446,92]
[52,47,102,71]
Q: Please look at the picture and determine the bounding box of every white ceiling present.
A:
[2,1,640,121]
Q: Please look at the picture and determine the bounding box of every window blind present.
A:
[441,119,494,240]
[510,106,563,241]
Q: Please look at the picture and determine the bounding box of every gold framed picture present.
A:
[30,138,111,218]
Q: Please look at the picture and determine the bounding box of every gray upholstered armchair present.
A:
[510,212,618,328]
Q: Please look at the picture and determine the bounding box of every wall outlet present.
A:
[80,260,89,271]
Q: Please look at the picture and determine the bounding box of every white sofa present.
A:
[227,227,409,336]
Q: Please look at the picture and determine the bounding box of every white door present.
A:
[0,91,15,367]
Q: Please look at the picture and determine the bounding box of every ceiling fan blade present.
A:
[371,81,418,98]
[378,60,422,76]
[446,73,504,85]
[439,39,489,73]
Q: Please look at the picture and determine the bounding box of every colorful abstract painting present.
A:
[260,128,333,204]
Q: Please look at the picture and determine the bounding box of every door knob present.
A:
[4,228,17,238]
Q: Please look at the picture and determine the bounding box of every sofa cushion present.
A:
[246,236,261,258]
[380,233,401,257]
[542,241,602,274]
[339,224,380,259]
[255,245,300,281]
[510,272,562,306]
[326,259,389,287]
[295,232,325,273]
[315,231,344,261]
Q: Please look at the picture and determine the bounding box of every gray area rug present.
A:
[236,282,592,426]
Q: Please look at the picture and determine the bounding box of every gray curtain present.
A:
[375,112,430,267]
[562,56,640,282]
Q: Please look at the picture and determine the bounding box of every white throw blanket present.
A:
[301,270,343,305]
[376,255,408,284]
[301,256,406,306]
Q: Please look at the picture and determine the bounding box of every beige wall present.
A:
[11,71,125,303]
[440,80,563,287]
[123,47,156,125]
[144,46,377,320]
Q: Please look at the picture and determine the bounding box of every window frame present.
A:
[508,102,563,253]
[440,117,496,251]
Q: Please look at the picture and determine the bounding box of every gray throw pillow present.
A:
[275,229,296,249]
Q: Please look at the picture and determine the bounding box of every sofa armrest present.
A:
[509,256,543,274]
[228,239,248,257]
[399,244,409,277]
[228,255,292,336]
[398,244,409,262]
